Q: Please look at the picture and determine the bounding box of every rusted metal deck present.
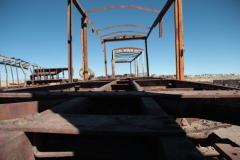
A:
[1,0,240,159]
[0,78,240,159]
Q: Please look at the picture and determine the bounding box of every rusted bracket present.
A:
[147,0,174,39]
[72,0,103,43]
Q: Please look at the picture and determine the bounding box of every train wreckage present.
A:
[1,0,240,160]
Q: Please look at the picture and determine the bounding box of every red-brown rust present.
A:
[86,5,161,13]
[0,132,34,160]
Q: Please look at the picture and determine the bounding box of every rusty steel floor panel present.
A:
[0,78,240,160]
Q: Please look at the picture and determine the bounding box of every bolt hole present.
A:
[232,153,238,155]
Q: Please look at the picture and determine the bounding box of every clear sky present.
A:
[0,0,240,80]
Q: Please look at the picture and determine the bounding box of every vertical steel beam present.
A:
[10,63,14,87]
[174,0,180,80]
[142,52,144,77]
[49,69,50,79]
[174,0,184,80]
[81,17,88,81]
[137,57,139,77]
[159,20,163,38]
[134,59,137,77]
[3,60,8,89]
[111,50,115,78]
[130,62,132,75]
[145,39,149,77]
[36,66,39,80]
[178,0,184,80]
[68,0,73,83]
[43,68,45,80]
[103,42,108,78]
[15,62,19,88]
[31,66,34,86]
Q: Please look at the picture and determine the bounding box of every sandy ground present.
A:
[185,75,240,146]
[185,75,240,82]
[213,125,240,146]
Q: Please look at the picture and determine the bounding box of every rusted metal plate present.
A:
[111,84,133,90]
[140,97,204,159]
[0,99,68,120]
[157,136,204,159]
[197,146,220,157]
[0,131,34,160]
[33,140,151,159]
[0,114,185,136]
[1,90,240,99]
[140,97,169,117]
[214,143,240,160]
[41,97,88,115]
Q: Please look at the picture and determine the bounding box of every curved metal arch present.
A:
[97,24,150,32]
[102,30,147,38]
[86,5,160,13]
[114,47,143,52]
[103,35,146,42]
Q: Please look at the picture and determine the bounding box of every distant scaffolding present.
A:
[111,47,145,78]
[0,55,42,89]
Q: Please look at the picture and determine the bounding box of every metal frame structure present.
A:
[0,55,43,89]
[67,0,166,81]
[1,1,239,159]
[111,47,145,78]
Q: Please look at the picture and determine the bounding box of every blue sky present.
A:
[0,0,239,80]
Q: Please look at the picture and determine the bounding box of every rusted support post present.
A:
[111,50,115,78]
[56,69,57,79]
[3,60,8,89]
[174,0,184,80]
[31,66,34,86]
[134,59,137,77]
[159,20,163,38]
[103,42,108,78]
[174,0,180,80]
[144,39,149,77]
[10,63,14,87]
[178,0,184,80]
[68,0,73,83]
[19,64,26,87]
[142,51,144,77]
[38,67,42,80]
[81,16,88,81]
[49,69,50,79]
[15,62,19,88]
[130,62,131,76]
[36,66,39,80]
[137,57,139,77]
[43,68,45,80]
